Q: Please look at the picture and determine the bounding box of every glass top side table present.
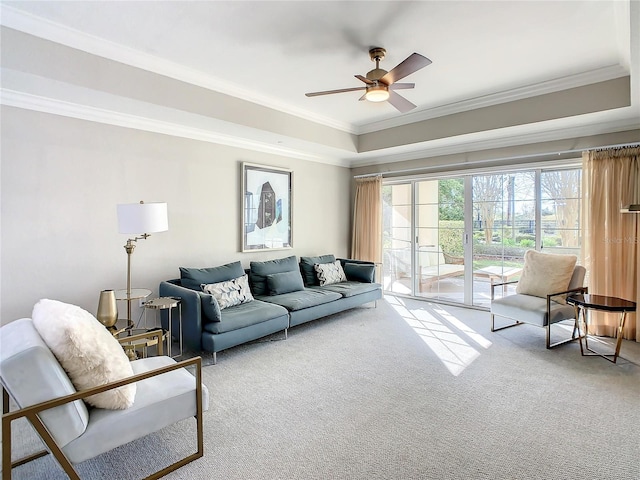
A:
[144,297,182,358]
[567,294,637,363]
[115,288,152,330]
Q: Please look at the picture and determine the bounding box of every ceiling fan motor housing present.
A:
[366,68,388,81]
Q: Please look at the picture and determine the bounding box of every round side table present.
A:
[144,297,182,358]
[567,294,637,363]
[114,288,152,330]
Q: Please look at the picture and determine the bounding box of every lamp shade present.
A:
[117,202,168,234]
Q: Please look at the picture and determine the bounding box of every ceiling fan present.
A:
[305,47,432,113]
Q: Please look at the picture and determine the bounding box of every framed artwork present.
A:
[242,162,293,252]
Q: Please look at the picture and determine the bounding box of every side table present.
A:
[115,328,166,361]
[115,288,152,330]
[567,294,637,363]
[475,266,523,295]
[144,297,183,358]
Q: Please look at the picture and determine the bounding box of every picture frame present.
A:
[241,162,293,252]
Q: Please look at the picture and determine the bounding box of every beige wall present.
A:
[0,106,352,323]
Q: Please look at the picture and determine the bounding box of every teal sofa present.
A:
[159,255,381,363]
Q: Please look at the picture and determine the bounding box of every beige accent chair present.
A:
[490,265,587,348]
[1,318,209,479]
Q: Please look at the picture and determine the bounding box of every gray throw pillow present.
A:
[180,261,244,291]
[314,261,347,286]
[202,274,254,309]
[300,254,336,286]
[267,271,305,295]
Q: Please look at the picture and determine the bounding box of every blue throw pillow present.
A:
[266,271,305,295]
[344,262,375,283]
[179,261,244,291]
[249,256,299,296]
[200,293,222,323]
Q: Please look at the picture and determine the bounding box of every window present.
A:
[381,165,582,308]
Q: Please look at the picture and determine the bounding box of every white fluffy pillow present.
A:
[516,250,577,303]
[32,299,136,409]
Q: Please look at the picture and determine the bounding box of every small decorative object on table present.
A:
[96,289,118,331]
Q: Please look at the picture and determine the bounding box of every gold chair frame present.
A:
[490,281,588,349]
[2,330,204,480]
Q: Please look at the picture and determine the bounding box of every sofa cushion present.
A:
[491,294,576,327]
[300,254,336,286]
[31,299,136,410]
[267,270,305,295]
[202,274,254,310]
[62,355,210,464]
[203,300,289,334]
[257,289,341,312]
[180,261,244,291]
[516,250,577,304]
[200,292,222,323]
[250,255,299,296]
[312,281,380,298]
[314,260,347,286]
[343,262,375,283]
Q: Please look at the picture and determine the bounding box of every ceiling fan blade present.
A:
[355,75,374,85]
[387,91,417,113]
[389,83,415,90]
[380,53,432,85]
[305,87,366,97]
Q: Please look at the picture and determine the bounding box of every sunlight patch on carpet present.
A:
[387,296,491,376]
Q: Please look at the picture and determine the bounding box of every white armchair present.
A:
[490,255,587,349]
[1,318,209,479]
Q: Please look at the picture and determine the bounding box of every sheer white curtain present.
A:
[351,176,382,262]
[582,147,639,340]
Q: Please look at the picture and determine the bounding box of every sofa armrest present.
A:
[159,280,203,352]
[337,258,376,283]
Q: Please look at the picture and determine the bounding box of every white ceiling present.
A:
[1,1,639,166]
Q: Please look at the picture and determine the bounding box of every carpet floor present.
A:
[4,296,640,479]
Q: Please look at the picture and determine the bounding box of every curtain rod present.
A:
[589,143,640,153]
[352,141,640,178]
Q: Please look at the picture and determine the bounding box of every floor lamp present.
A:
[117,201,169,329]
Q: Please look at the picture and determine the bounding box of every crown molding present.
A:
[0,88,352,167]
[0,4,357,135]
[349,114,640,167]
[356,65,630,134]
[3,87,637,170]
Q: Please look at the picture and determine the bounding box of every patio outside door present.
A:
[381,167,582,308]
[382,178,466,303]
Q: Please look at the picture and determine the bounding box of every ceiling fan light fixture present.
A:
[365,85,389,102]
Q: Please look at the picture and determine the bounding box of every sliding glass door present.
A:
[382,183,413,295]
[381,166,582,308]
[471,172,536,306]
[415,178,466,303]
